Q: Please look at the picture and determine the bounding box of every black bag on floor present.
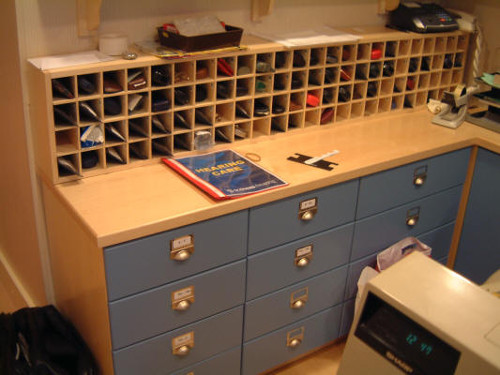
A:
[0,305,98,375]
[0,312,23,374]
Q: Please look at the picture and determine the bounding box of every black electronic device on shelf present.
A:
[388,2,458,33]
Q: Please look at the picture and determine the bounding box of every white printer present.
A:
[338,252,500,375]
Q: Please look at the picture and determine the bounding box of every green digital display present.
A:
[355,292,460,375]
[406,333,433,356]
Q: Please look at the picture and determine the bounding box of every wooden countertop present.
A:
[44,109,500,248]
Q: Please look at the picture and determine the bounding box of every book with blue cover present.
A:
[162,150,288,200]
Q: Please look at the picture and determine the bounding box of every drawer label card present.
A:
[290,287,309,309]
[413,166,428,186]
[170,235,194,261]
[172,286,195,311]
[173,331,194,346]
[291,287,309,301]
[298,198,318,221]
[172,235,194,250]
[405,207,420,227]
[171,285,194,311]
[296,245,313,258]
[295,245,313,267]
[172,331,194,355]
[287,327,305,348]
[300,198,317,210]
[173,286,194,301]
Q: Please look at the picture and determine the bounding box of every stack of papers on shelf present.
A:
[163,150,288,200]
[28,51,114,71]
[252,26,360,47]
[173,15,226,36]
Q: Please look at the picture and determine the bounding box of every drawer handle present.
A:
[298,198,318,221]
[295,245,313,267]
[413,166,427,187]
[291,299,306,309]
[300,210,315,221]
[406,208,420,227]
[290,287,308,309]
[296,257,310,267]
[172,249,192,262]
[172,331,194,357]
[406,217,418,226]
[173,300,191,311]
[170,235,194,262]
[174,345,191,356]
[413,176,426,186]
[288,338,302,348]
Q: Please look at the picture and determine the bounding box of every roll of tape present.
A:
[453,84,466,101]
[99,33,128,56]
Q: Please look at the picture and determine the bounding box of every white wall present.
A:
[442,0,500,73]
[16,0,385,58]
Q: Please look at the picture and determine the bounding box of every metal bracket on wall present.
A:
[77,0,102,37]
[378,0,400,14]
[251,0,275,21]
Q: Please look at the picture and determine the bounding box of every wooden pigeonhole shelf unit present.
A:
[28,29,469,184]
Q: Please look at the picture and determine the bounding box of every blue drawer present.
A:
[170,347,241,375]
[344,254,378,302]
[356,148,470,219]
[113,306,243,375]
[242,305,343,375]
[339,299,355,337]
[248,180,358,254]
[104,211,247,301]
[109,260,246,349]
[419,222,455,261]
[351,185,462,261]
[246,223,353,300]
[244,265,347,341]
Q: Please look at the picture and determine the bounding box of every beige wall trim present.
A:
[0,249,35,307]
[14,0,55,305]
[447,146,478,269]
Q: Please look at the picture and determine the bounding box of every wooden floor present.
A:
[1,261,345,373]
[271,341,345,375]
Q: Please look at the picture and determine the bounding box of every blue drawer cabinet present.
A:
[242,305,343,375]
[103,148,478,374]
[244,265,347,341]
[104,211,248,301]
[109,260,246,349]
[105,212,248,375]
[248,180,358,254]
[113,306,243,375]
[246,223,353,300]
[356,148,470,219]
